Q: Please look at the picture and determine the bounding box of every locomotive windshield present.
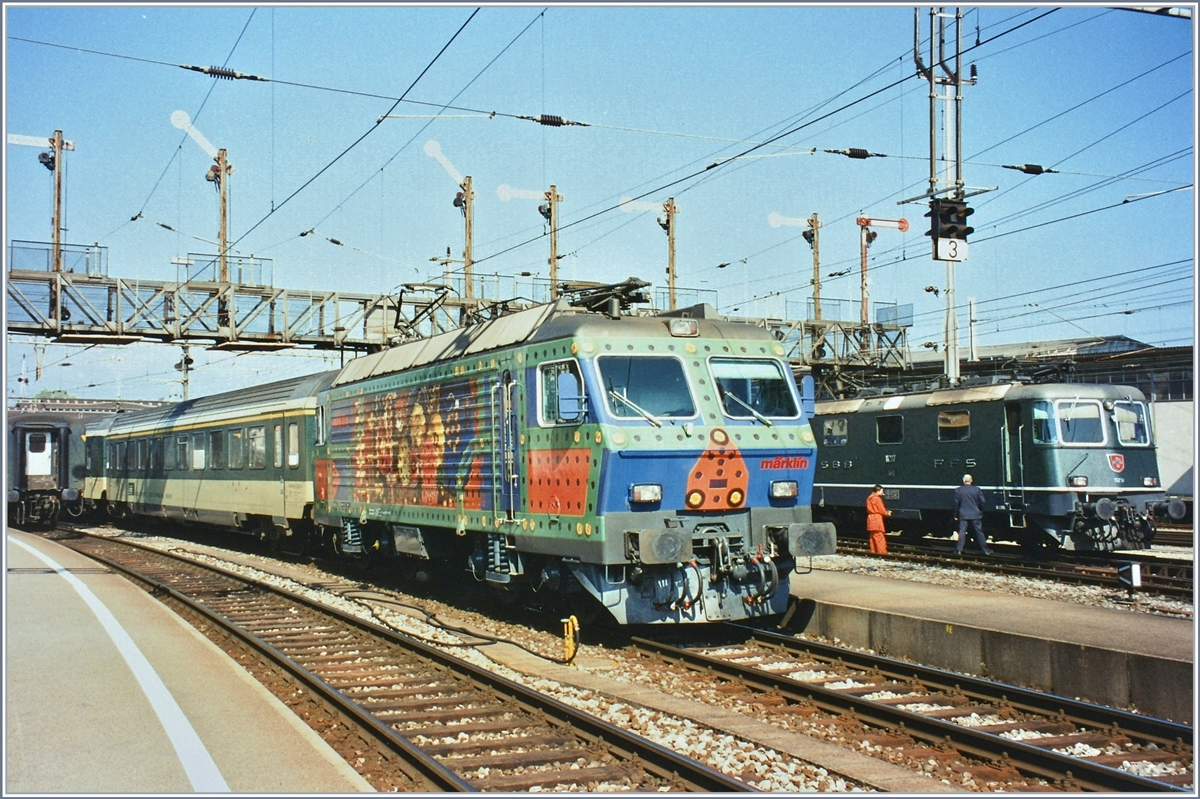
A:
[597,356,696,419]
[1113,400,1151,446]
[710,358,798,419]
[1057,399,1105,445]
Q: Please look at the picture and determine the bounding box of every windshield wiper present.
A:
[608,390,662,427]
[723,391,773,427]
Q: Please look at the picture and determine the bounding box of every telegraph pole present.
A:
[461,175,474,299]
[804,213,822,321]
[541,185,561,300]
[856,216,909,357]
[661,197,677,310]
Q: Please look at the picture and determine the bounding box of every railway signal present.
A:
[926,198,972,262]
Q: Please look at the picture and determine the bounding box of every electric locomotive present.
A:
[313,299,835,624]
[811,381,1185,551]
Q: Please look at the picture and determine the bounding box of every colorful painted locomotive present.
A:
[80,300,836,624]
[812,382,1185,551]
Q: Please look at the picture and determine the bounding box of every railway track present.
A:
[52,530,752,792]
[634,625,1194,792]
[836,538,1193,600]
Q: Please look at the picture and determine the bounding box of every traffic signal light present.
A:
[924,198,944,241]
[940,200,974,240]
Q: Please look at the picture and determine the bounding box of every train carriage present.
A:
[7,410,89,527]
[82,372,336,544]
[812,381,1184,551]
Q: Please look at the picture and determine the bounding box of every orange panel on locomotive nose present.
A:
[685,428,748,511]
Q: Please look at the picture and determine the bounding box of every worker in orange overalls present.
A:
[866,484,892,555]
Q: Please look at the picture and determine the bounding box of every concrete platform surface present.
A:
[789,568,1195,723]
[5,530,373,793]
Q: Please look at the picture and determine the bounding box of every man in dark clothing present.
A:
[954,473,992,555]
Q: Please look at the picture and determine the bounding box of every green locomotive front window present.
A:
[1057,400,1105,445]
[1114,401,1151,446]
[711,358,798,418]
[938,410,970,442]
[1032,401,1057,443]
[598,355,695,419]
[822,418,848,446]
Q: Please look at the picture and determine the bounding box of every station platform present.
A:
[787,568,1195,724]
[5,529,373,793]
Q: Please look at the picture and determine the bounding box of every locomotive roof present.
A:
[331,299,776,388]
[815,381,1150,415]
[102,370,338,434]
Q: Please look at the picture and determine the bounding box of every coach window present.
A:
[822,418,848,446]
[126,441,137,470]
[938,410,970,442]
[273,424,283,469]
[876,414,903,444]
[28,433,47,453]
[287,422,300,468]
[176,436,189,470]
[148,439,159,472]
[248,426,267,469]
[1057,400,1105,445]
[1113,401,1150,446]
[165,436,177,470]
[228,428,244,469]
[191,432,207,470]
[540,360,586,425]
[209,431,224,470]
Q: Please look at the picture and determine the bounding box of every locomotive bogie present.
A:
[813,382,1179,552]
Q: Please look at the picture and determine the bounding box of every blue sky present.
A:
[4,4,1196,401]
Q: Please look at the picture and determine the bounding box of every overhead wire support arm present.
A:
[181,64,268,81]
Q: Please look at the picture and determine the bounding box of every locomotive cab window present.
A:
[1032,401,1057,444]
[1058,400,1105,445]
[710,358,798,419]
[1113,401,1150,446]
[597,355,696,420]
[938,410,970,442]
[540,359,586,425]
[876,414,903,444]
[822,418,848,446]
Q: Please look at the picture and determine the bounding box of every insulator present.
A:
[1022,164,1045,175]
[208,66,237,80]
[846,148,871,159]
[537,114,565,127]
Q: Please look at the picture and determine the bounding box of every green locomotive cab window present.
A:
[1113,401,1150,446]
[248,426,267,469]
[273,424,283,469]
[938,410,970,442]
[228,429,244,469]
[598,355,696,420]
[540,359,586,425]
[209,431,224,470]
[822,418,848,446]
[1032,401,1057,444]
[876,414,903,444]
[176,437,189,470]
[287,422,300,468]
[711,358,799,419]
[1057,400,1105,445]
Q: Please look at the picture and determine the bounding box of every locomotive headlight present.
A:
[631,483,663,503]
[770,480,799,499]
[667,318,699,337]
[1069,476,1088,487]
[1143,477,1159,487]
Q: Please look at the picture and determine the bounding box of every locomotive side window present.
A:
[876,414,903,444]
[248,426,267,469]
[540,360,586,425]
[1057,400,1105,445]
[1114,401,1150,446]
[228,429,244,469]
[937,410,970,442]
[710,358,799,419]
[598,356,696,419]
[1032,401,1057,443]
[191,433,207,470]
[822,418,848,446]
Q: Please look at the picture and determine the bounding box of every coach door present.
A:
[1003,402,1026,527]
[22,429,59,492]
[272,417,302,519]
